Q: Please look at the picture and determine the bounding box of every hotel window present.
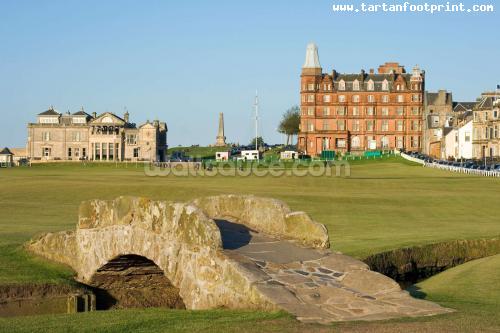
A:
[42,132,51,141]
[352,107,359,116]
[367,80,374,91]
[353,80,360,91]
[337,120,345,131]
[464,131,470,142]
[328,84,332,90]
[381,120,389,132]
[82,148,86,158]
[133,148,140,158]
[381,136,389,149]
[353,120,360,131]
[338,80,346,91]
[74,148,80,158]
[336,138,346,148]
[412,120,420,131]
[337,106,346,115]
[308,123,314,131]
[43,147,51,157]
[366,107,374,116]
[412,94,420,102]
[323,95,331,103]
[396,107,405,116]
[396,137,404,149]
[381,107,389,116]
[338,95,346,103]
[397,120,404,131]
[67,147,72,158]
[396,84,402,91]
[411,107,420,115]
[352,95,360,103]
[367,95,375,103]
[307,83,315,91]
[411,136,419,148]
[351,136,361,148]
[485,112,489,121]
[322,138,329,150]
[302,95,306,103]
[323,107,330,116]
[308,107,314,116]
[307,95,314,103]
[382,80,389,91]
[366,120,374,131]
[322,121,329,130]
[382,95,389,103]
[397,95,404,103]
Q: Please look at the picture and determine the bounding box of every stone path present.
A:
[216,219,453,324]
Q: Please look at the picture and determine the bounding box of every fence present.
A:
[400,152,500,178]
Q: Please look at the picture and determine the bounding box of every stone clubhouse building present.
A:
[27,107,168,162]
[298,43,424,156]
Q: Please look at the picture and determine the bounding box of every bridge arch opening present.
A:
[87,254,185,310]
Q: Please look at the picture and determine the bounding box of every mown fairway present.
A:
[0,157,499,332]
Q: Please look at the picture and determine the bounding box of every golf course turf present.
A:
[0,157,499,332]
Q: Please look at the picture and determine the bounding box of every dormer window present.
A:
[382,80,389,91]
[367,80,374,91]
[338,80,346,91]
[353,80,360,91]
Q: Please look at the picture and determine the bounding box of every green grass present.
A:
[1,158,500,332]
[1,257,499,332]
[1,157,500,283]
[0,310,313,333]
[416,254,500,312]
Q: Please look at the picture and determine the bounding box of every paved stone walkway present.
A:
[216,219,453,324]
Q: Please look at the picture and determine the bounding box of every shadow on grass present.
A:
[407,285,427,299]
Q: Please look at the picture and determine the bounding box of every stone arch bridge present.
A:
[27,195,451,323]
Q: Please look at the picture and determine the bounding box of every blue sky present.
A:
[0,0,498,147]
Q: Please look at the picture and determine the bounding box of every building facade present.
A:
[423,90,454,159]
[472,93,500,160]
[444,115,473,160]
[297,43,424,156]
[27,108,168,162]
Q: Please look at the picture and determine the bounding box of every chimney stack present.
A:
[124,111,130,123]
[92,112,97,119]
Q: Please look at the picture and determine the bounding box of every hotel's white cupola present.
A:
[302,43,322,76]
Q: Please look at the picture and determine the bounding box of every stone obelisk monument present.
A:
[215,112,226,146]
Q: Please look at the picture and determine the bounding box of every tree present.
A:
[278,106,300,145]
[249,136,265,149]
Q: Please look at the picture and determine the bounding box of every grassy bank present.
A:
[364,238,500,283]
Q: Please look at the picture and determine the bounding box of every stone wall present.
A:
[192,195,329,249]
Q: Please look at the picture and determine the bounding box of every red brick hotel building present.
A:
[298,43,424,156]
